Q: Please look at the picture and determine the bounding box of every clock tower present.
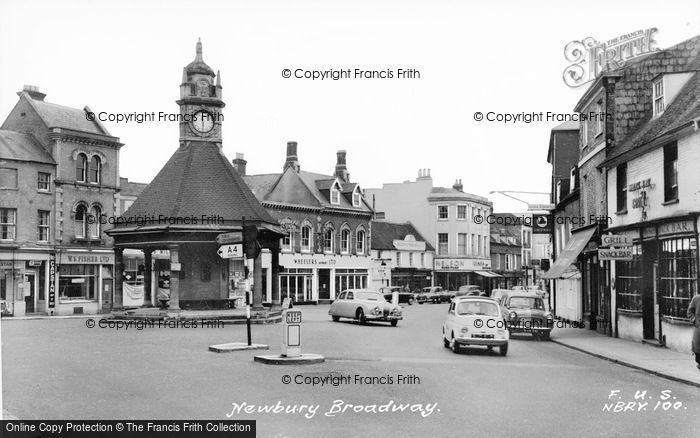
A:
[177,38,225,147]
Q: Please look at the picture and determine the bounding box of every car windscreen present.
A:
[456,301,499,316]
[508,297,544,310]
[356,292,381,301]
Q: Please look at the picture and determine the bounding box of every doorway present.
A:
[641,241,659,340]
[25,271,36,313]
[318,269,330,300]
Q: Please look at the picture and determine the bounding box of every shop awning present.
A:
[542,226,596,279]
[474,271,502,278]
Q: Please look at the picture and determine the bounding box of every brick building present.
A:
[1,86,123,316]
[543,121,583,322]
[489,226,522,290]
[241,143,374,304]
[599,36,700,353]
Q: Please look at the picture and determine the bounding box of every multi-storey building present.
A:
[489,226,522,290]
[241,144,374,304]
[599,36,700,353]
[369,220,434,291]
[366,171,495,291]
[543,121,583,322]
[1,86,124,316]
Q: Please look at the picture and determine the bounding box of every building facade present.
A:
[366,172,494,291]
[600,36,700,353]
[489,226,522,290]
[242,144,374,304]
[1,86,123,316]
[369,220,434,291]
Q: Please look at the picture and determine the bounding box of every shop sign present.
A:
[48,255,56,308]
[533,214,553,235]
[282,253,371,268]
[628,178,653,192]
[598,248,633,261]
[658,220,694,237]
[393,239,426,251]
[434,258,491,271]
[601,234,633,247]
[60,253,115,265]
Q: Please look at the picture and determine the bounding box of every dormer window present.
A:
[331,186,340,204]
[352,189,361,207]
[653,78,665,117]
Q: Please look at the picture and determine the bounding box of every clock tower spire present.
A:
[176,38,225,148]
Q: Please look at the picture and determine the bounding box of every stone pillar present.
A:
[271,247,281,309]
[252,253,264,310]
[143,249,153,305]
[169,245,181,310]
[113,248,124,311]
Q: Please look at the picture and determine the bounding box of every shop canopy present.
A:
[542,226,596,279]
[474,271,502,278]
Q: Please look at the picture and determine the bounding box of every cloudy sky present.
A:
[1,0,698,212]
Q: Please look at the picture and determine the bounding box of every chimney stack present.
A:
[19,85,46,101]
[284,141,300,172]
[334,150,350,183]
[417,168,432,180]
[453,179,463,192]
[232,153,247,176]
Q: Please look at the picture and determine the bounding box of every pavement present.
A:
[551,327,700,388]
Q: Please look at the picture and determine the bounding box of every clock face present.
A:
[192,110,214,134]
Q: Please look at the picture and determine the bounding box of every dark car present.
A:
[500,293,553,340]
[379,286,415,305]
[415,286,445,304]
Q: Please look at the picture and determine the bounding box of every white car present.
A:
[329,289,403,326]
[442,297,509,356]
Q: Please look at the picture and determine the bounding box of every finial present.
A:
[181,67,187,84]
[195,38,203,62]
[216,70,221,86]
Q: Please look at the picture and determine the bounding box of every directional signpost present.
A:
[217,244,243,259]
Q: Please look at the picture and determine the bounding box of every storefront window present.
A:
[659,237,698,319]
[335,268,368,296]
[616,244,642,311]
[58,264,97,301]
[280,268,313,302]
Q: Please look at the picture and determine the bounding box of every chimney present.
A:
[284,141,300,172]
[232,153,247,176]
[19,85,46,101]
[334,150,350,183]
[417,168,432,180]
[453,179,463,192]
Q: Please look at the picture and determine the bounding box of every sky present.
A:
[1,0,699,213]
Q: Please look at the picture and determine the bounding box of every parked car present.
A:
[510,286,525,291]
[501,292,553,340]
[416,286,445,304]
[455,285,484,297]
[442,296,509,356]
[329,289,403,326]
[379,286,415,305]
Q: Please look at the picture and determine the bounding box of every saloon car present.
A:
[455,285,484,297]
[416,286,447,304]
[442,297,509,356]
[501,292,553,340]
[379,286,416,305]
[329,289,403,326]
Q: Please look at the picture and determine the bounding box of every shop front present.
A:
[390,267,432,292]
[56,250,114,316]
[0,251,52,317]
[608,215,699,353]
[433,258,494,291]
[269,252,372,304]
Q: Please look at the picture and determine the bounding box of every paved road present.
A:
[2,303,698,438]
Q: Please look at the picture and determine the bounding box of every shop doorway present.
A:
[642,242,659,340]
[24,271,36,313]
[318,269,330,300]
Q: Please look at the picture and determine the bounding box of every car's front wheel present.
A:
[541,331,551,341]
[450,334,460,354]
[331,315,340,322]
[500,344,508,356]
[390,320,398,327]
[356,308,367,325]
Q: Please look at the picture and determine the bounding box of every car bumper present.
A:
[365,314,403,322]
[455,337,508,347]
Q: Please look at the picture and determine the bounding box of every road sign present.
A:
[285,310,302,323]
[598,248,633,261]
[217,244,243,259]
[216,232,242,245]
[601,234,633,247]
